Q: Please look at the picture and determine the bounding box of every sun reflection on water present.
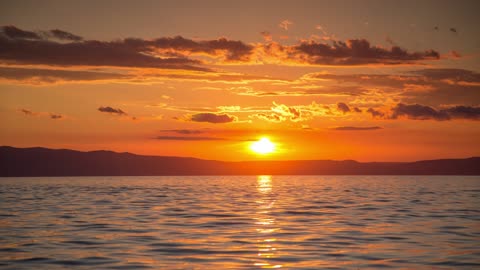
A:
[254,175,282,269]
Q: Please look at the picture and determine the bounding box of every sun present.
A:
[250,137,276,154]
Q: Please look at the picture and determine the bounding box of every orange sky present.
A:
[0,0,479,161]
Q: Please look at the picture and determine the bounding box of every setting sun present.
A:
[250,138,276,155]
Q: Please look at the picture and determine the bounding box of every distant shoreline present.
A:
[1,146,480,176]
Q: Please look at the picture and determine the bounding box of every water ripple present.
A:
[0,175,479,269]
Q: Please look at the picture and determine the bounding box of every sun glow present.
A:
[250,138,276,155]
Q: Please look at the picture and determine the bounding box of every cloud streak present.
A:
[332,126,382,131]
[156,135,228,141]
[1,25,443,73]
[98,106,127,116]
[293,39,440,65]
[0,67,128,84]
[0,26,253,71]
[18,108,64,119]
[189,113,237,123]
[390,103,480,121]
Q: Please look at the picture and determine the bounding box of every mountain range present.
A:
[1,146,479,176]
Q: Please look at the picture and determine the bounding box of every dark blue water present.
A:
[1,176,479,269]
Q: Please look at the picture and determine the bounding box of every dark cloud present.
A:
[443,106,480,120]
[98,106,127,116]
[190,113,237,123]
[156,136,227,141]
[20,109,36,116]
[367,108,385,118]
[391,103,450,120]
[49,29,83,41]
[19,108,63,119]
[1,26,83,41]
[1,26,443,71]
[390,103,480,121]
[2,25,42,40]
[411,69,480,82]
[0,26,254,71]
[0,36,203,71]
[49,114,63,119]
[450,28,457,34]
[159,129,205,135]
[337,102,350,113]
[332,126,382,131]
[353,107,362,113]
[0,67,128,83]
[295,39,440,65]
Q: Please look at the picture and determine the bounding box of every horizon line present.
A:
[2,145,479,164]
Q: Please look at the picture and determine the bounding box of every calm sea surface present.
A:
[0,176,479,269]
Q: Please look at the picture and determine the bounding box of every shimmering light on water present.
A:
[0,176,479,269]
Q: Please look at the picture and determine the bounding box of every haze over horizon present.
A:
[1,0,479,162]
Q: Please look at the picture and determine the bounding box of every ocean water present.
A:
[0,176,479,269]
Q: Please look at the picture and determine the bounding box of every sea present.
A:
[0,176,479,269]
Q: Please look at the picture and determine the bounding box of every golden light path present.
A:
[254,175,282,269]
[250,138,276,155]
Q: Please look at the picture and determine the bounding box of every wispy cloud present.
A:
[156,135,228,141]
[390,103,480,121]
[279,20,293,30]
[18,108,64,120]
[98,106,127,116]
[1,25,443,74]
[189,113,238,123]
[331,126,383,131]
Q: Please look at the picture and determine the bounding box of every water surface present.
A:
[1,176,479,269]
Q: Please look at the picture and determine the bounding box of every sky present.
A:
[0,0,479,161]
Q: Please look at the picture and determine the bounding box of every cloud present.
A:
[98,106,127,116]
[49,29,83,41]
[411,69,479,82]
[18,108,64,119]
[159,129,205,135]
[271,102,306,121]
[367,108,385,118]
[2,25,42,40]
[442,106,480,120]
[0,26,254,71]
[390,103,449,120]
[0,66,128,84]
[390,103,480,121]
[0,38,203,71]
[332,126,382,131]
[353,107,362,113]
[1,25,444,73]
[19,108,36,116]
[190,113,237,123]
[49,114,63,119]
[156,135,227,141]
[252,113,286,123]
[307,69,480,107]
[279,20,293,30]
[294,39,440,65]
[1,25,83,41]
[337,102,350,113]
[251,102,328,123]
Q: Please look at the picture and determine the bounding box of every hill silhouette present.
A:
[1,146,479,176]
